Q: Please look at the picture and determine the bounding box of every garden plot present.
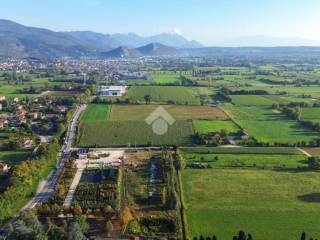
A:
[63,149,124,207]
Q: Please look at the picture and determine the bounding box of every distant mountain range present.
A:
[0,19,201,58]
[101,43,179,58]
[1,19,320,59]
[65,31,202,49]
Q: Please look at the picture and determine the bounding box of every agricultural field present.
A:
[125,86,201,104]
[183,151,306,169]
[80,104,111,121]
[0,85,38,98]
[230,94,317,107]
[232,85,320,99]
[222,104,319,144]
[151,71,183,84]
[182,146,301,155]
[193,120,239,134]
[231,95,278,106]
[181,146,320,239]
[301,108,320,120]
[109,104,228,121]
[182,168,320,239]
[78,104,229,147]
[182,146,305,169]
[302,148,320,157]
[78,120,194,147]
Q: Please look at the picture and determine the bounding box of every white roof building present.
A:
[99,85,127,97]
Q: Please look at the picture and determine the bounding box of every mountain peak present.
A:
[136,42,179,56]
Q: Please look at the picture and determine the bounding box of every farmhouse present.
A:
[99,85,127,96]
[0,162,9,174]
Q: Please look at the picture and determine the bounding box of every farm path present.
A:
[297,148,312,157]
[63,168,84,207]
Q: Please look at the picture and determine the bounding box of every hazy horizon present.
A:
[1,0,320,46]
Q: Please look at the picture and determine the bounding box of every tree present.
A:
[105,221,113,237]
[119,207,133,226]
[67,222,86,240]
[144,94,151,104]
[301,232,306,240]
[73,204,82,215]
[47,224,65,240]
[161,187,167,206]
[238,231,246,240]
[75,215,89,234]
[175,150,186,170]
[103,205,114,215]
[308,157,320,170]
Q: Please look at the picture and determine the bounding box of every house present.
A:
[19,137,33,148]
[0,113,12,120]
[0,162,9,173]
[13,104,23,111]
[0,96,5,102]
[99,85,126,97]
[56,106,68,113]
[0,120,6,128]
[44,114,60,121]
[30,103,44,112]
[208,132,221,141]
[29,112,41,120]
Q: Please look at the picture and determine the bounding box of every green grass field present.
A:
[181,146,301,155]
[193,120,239,134]
[301,108,320,120]
[222,104,319,144]
[125,86,201,104]
[109,105,228,121]
[78,120,194,147]
[151,72,182,84]
[0,151,31,164]
[237,119,318,143]
[78,104,229,147]
[182,168,320,239]
[230,94,312,106]
[230,95,279,106]
[81,104,111,121]
[184,152,306,169]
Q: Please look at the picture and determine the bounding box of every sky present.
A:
[1,0,320,46]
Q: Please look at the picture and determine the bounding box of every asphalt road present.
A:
[23,104,87,210]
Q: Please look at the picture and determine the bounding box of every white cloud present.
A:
[173,28,183,35]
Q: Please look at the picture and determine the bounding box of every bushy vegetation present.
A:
[72,169,119,209]
[0,140,59,224]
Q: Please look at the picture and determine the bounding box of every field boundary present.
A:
[217,105,247,134]
[177,169,188,240]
